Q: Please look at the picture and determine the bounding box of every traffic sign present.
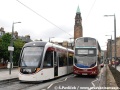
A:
[8,46,14,51]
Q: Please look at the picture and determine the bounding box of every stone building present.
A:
[116,37,120,58]
[19,35,32,43]
[106,39,112,59]
[9,31,32,43]
[0,27,5,38]
[54,41,74,49]
[0,27,32,43]
[107,36,120,59]
[74,6,83,40]
[112,37,120,58]
[14,31,18,39]
[54,6,83,49]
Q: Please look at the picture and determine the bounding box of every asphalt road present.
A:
[44,75,99,90]
[42,66,106,90]
[0,66,106,90]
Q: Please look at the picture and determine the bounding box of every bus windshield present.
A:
[74,55,96,68]
[20,47,44,67]
[74,48,97,68]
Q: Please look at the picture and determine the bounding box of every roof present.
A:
[76,6,80,13]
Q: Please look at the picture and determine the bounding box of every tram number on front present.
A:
[23,69,31,72]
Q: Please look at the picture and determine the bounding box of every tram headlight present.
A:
[36,68,41,73]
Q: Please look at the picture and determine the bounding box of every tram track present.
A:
[0,78,39,90]
[0,74,73,90]
[0,78,18,85]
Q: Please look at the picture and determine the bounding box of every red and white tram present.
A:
[18,41,74,81]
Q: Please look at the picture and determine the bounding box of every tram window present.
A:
[43,51,53,68]
[68,56,73,66]
[59,53,67,67]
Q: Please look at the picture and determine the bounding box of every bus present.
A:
[18,41,74,82]
[73,37,101,76]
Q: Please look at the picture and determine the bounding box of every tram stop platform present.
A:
[0,68,18,81]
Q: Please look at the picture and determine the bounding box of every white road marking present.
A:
[91,66,105,88]
[47,75,75,89]
[47,78,67,89]
[91,78,99,87]
[47,83,53,89]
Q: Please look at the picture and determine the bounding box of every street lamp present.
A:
[49,37,54,42]
[9,22,21,74]
[104,14,117,69]
[105,35,112,65]
[69,38,74,49]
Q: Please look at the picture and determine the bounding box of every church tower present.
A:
[74,6,83,40]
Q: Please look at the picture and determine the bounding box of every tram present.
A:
[18,41,74,81]
[73,37,101,76]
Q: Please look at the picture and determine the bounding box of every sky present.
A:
[0,0,120,50]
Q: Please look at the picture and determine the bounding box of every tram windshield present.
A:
[74,48,97,68]
[20,47,44,67]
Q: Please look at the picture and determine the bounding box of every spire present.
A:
[76,5,80,13]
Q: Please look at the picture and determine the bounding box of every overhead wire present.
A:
[16,0,73,37]
[85,0,97,21]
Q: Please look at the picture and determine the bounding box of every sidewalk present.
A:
[106,64,120,89]
[106,65,118,88]
[0,68,18,81]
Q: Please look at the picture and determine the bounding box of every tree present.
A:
[0,33,11,63]
[0,38,2,59]
[0,33,25,66]
[13,39,25,65]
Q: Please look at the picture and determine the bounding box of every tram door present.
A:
[54,52,58,77]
